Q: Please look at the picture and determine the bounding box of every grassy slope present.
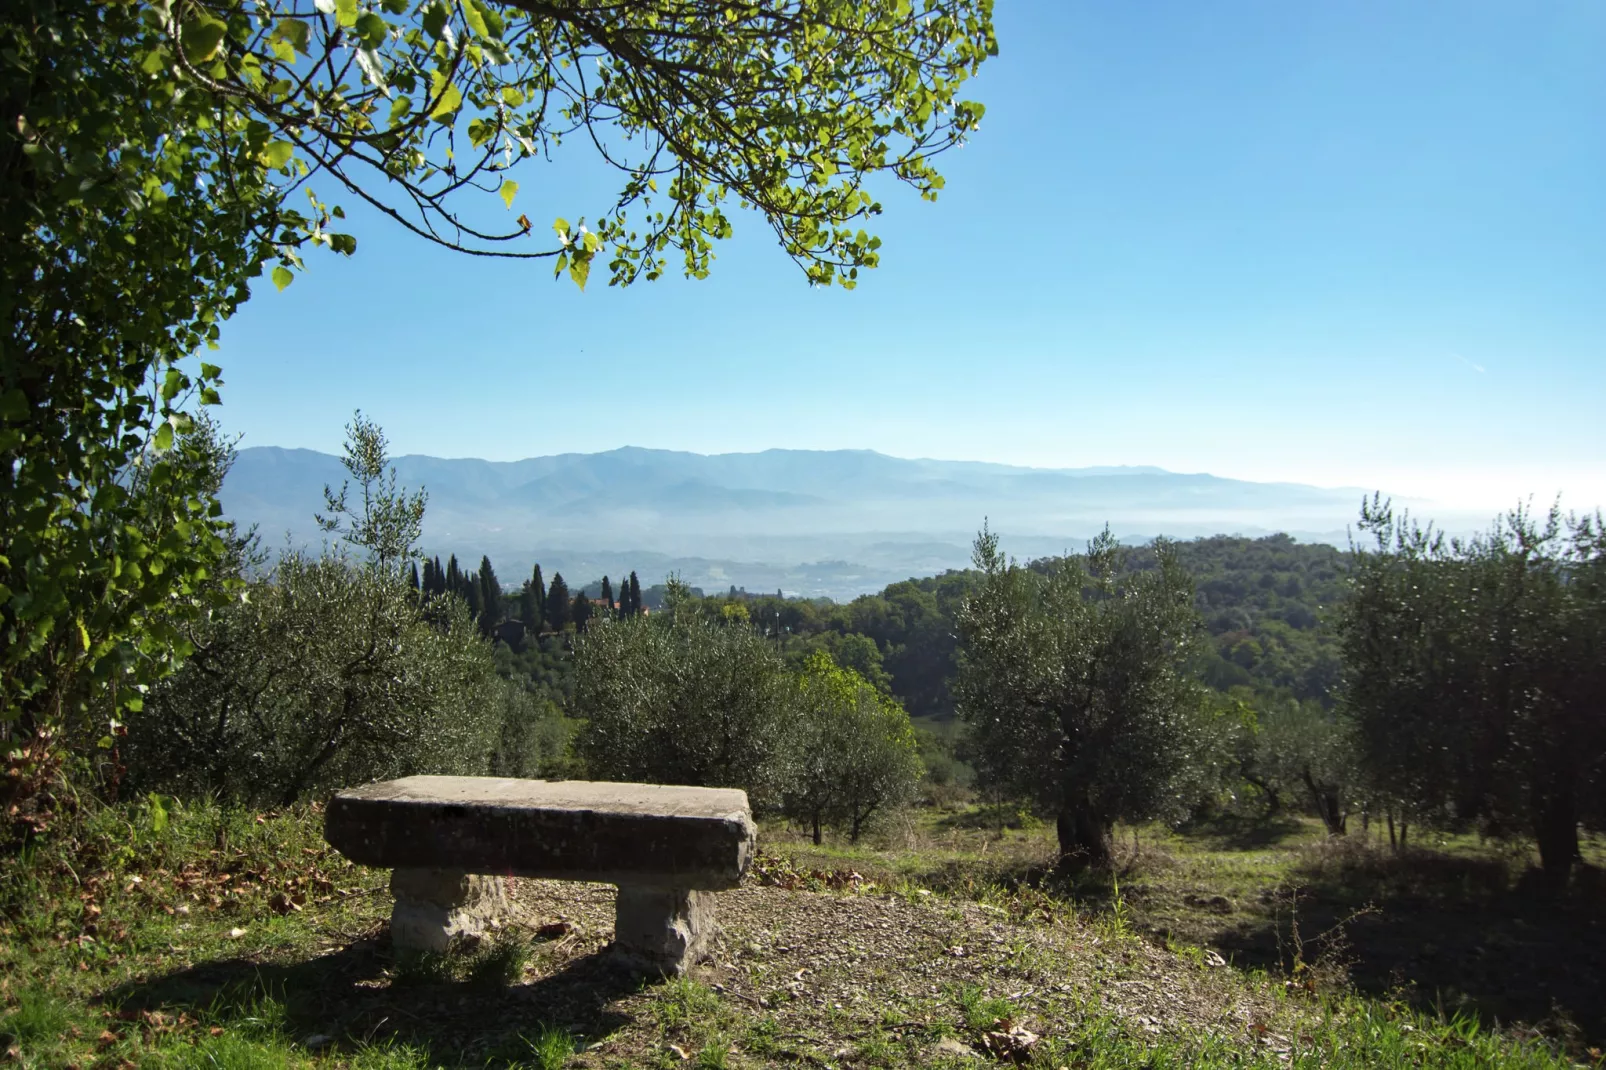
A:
[1,800,1597,1069]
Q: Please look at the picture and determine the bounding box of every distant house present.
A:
[586,599,649,618]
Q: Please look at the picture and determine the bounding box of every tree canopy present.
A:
[1339,498,1606,883]
[1,0,994,815]
[153,0,996,288]
[956,527,1210,868]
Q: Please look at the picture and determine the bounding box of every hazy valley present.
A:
[222,444,1393,599]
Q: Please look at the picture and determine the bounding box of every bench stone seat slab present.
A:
[323,776,756,973]
[325,776,755,888]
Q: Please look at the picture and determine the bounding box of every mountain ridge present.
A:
[220,444,1380,599]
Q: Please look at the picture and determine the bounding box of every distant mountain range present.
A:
[221,446,1385,600]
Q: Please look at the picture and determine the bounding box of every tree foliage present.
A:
[573,611,791,801]
[1339,497,1606,883]
[316,411,427,572]
[125,551,507,805]
[2,0,995,818]
[1249,696,1358,835]
[151,0,996,288]
[956,527,1211,868]
[784,651,921,843]
[0,0,279,805]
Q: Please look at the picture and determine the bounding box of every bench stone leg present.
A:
[389,867,509,953]
[613,885,713,976]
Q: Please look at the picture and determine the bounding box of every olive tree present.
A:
[1340,498,1606,884]
[783,651,922,843]
[1254,698,1359,836]
[317,411,428,573]
[574,608,793,802]
[956,527,1209,869]
[125,552,506,804]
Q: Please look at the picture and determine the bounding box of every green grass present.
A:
[523,1024,577,1070]
[1,796,1600,1068]
[954,983,1017,1034]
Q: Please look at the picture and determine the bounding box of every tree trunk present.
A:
[811,811,822,846]
[1533,791,1579,889]
[1300,769,1346,836]
[1056,801,1113,870]
[1244,773,1280,816]
[1387,810,1397,850]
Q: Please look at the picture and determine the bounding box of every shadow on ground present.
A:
[103,933,644,1067]
[816,818,1606,1051]
[1169,814,1312,852]
[1201,851,1606,1048]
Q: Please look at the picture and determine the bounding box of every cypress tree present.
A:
[408,561,421,591]
[546,572,571,630]
[628,571,642,617]
[600,576,614,615]
[445,554,461,596]
[572,590,593,630]
[428,556,447,597]
[465,573,483,618]
[479,555,502,628]
[521,563,546,632]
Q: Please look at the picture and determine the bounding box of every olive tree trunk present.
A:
[1056,797,1113,870]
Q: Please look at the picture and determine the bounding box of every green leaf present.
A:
[0,389,26,421]
[552,217,569,238]
[499,180,518,210]
[199,362,222,380]
[77,620,91,651]
[270,18,311,54]
[261,141,295,169]
[428,78,462,120]
[569,253,591,290]
[388,95,414,128]
[148,793,169,833]
[471,0,504,38]
[355,12,387,49]
[180,13,229,65]
[335,0,358,28]
[160,367,184,402]
[422,2,448,39]
[461,0,488,39]
[272,266,294,291]
[153,423,174,452]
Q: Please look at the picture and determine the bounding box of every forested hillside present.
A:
[681,534,1351,722]
[474,533,1350,724]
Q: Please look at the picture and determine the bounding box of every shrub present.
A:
[125,553,504,804]
[783,652,923,842]
[573,608,792,803]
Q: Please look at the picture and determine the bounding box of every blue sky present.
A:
[213,0,1605,514]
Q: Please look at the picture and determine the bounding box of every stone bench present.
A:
[324,775,756,975]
